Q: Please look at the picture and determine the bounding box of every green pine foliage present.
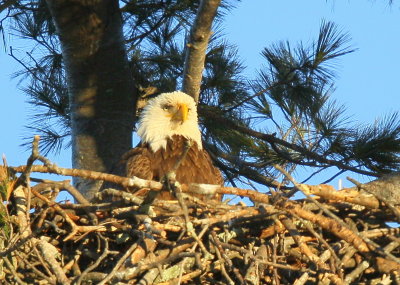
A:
[2,1,399,187]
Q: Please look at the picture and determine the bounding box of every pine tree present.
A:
[1,0,399,199]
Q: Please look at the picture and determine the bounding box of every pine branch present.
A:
[200,106,378,177]
[0,0,17,13]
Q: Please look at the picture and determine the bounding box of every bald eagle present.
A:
[122,91,223,199]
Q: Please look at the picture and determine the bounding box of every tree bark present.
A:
[182,0,221,102]
[46,0,136,199]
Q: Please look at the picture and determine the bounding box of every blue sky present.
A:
[224,0,399,121]
[0,0,399,189]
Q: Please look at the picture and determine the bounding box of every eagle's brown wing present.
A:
[119,146,161,198]
[199,149,224,186]
[178,145,223,186]
[122,147,153,181]
[100,146,153,191]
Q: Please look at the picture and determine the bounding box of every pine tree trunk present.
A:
[46,0,136,199]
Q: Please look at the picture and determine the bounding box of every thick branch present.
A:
[284,202,370,252]
[11,165,272,203]
[182,0,221,102]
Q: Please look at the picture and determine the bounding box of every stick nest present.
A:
[1,137,400,284]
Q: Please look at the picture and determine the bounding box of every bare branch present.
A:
[182,0,221,102]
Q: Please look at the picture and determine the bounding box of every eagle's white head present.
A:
[137,91,203,152]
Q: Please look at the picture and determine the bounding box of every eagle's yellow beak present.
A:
[171,103,188,123]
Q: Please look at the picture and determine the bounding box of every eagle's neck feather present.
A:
[137,116,203,152]
[146,134,202,153]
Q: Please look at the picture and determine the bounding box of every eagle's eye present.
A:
[162,104,173,111]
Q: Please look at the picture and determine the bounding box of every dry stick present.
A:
[59,180,90,205]
[384,239,400,255]
[13,185,31,240]
[63,250,82,274]
[16,135,40,186]
[59,181,98,223]
[277,165,400,265]
[17,136,42,228]
[98,187,144,205]
[62,200,121,212]
[33,245,53,278]
[15,250,56,284]
[137,268,159,285]
[293,250,331,285]
[211,240,235,285]
[350,218,400,264]
[36,238,71,285]
[286,202,369,253]
[32,180,97,225]
[140,252,198,273]
[193,207,268,226]
[210,230,245,285]
[217,186,270,203]
[344,260,370,284]
[97,242,138,285]
[219,242,316,273]
[298,183,380,209]
[156,269,203,285]
[176,225,209,284]
[76,234,111,285]
[3,256,27,285]
[245,244,267,284]
[274,164,354,229]
[273,165,371,252]
[326,273,345,285]
[279,216,328,269]
[1,234,35,259]
[30,187,76,240]
[12,164,272,203]
[131,237,158,267]
[392,271,400,285]
[340,244,358,269]
[12,164,165,191]
[294,249,336,285]
[128,238,196,281]
[291,212,342,269]
[30,188,106,241]
[272,233,280,285]
[34,208,52,234]
[347,176,400,222]
[176,185,211,258]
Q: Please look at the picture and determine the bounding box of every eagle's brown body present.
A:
[124,135,223,185]
[121,135,223,200]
